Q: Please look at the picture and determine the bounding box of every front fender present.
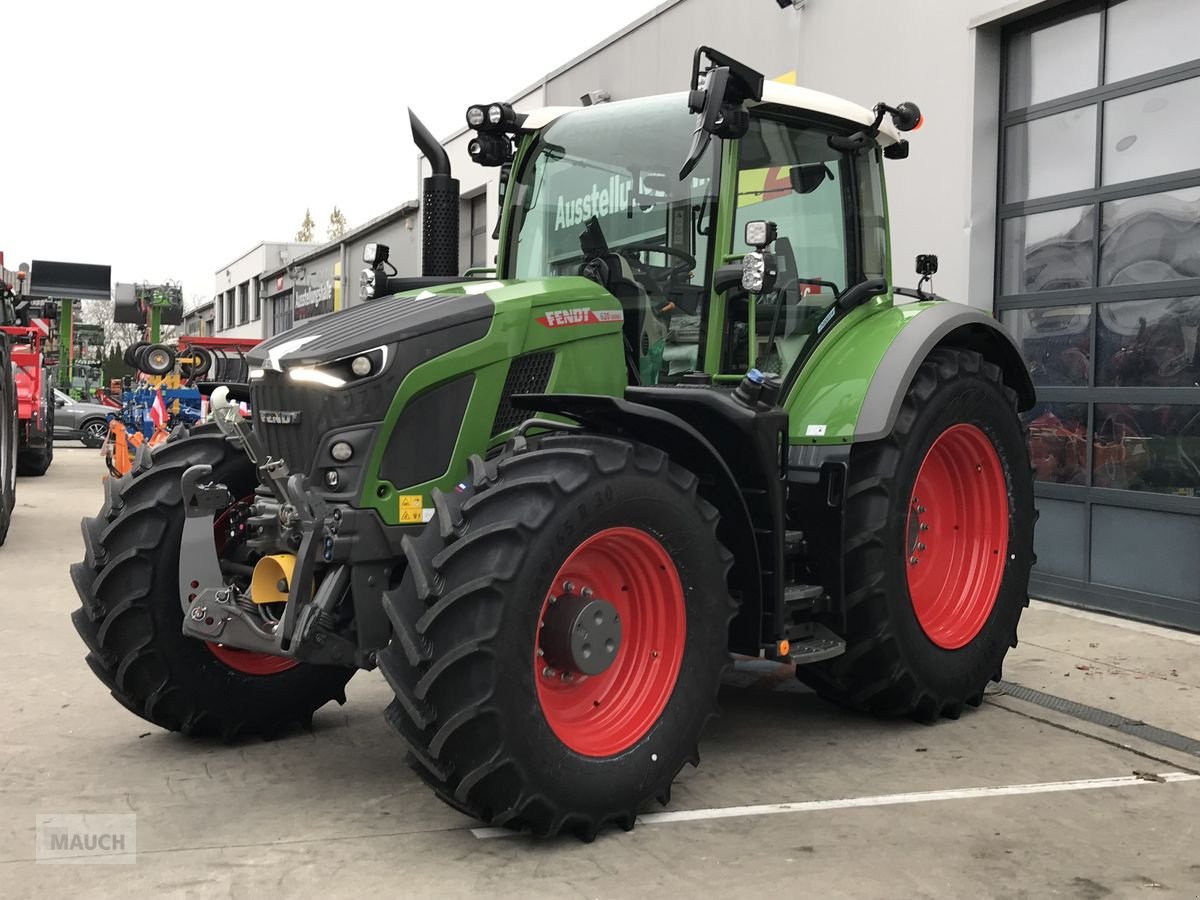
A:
[787,299,1035,445]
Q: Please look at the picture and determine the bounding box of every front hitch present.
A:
[177,463,360,665]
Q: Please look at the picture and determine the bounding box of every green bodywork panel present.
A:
[359,277,627,524]
[355,111,950,522]
[783,296,941,445]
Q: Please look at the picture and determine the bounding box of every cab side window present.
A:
[726,116,863,375]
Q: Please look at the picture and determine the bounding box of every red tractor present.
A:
[0,283,54,479]
[0,284,16,545]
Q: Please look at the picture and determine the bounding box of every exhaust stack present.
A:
[409,109,460,279]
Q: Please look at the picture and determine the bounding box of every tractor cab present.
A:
[492,46,912,391]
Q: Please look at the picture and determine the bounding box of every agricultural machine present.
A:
[0,273,54,481]
[73,47,1036,839]
[103,335,259,476]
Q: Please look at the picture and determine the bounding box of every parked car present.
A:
[53,390,112,448]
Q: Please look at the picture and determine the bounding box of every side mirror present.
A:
[679,46,764,179]
[55,399,67,408]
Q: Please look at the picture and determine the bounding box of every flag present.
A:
[150,387,168,430]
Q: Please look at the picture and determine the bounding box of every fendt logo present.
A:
[536,308,624,329]
[259,410,303,425]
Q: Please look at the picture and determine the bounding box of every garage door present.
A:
[996,0,1200,631]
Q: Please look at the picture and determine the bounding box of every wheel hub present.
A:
[539,586,622,677]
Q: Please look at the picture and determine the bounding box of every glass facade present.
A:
[999,0,1200,629]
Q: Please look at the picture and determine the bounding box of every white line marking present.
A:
[470,772,1199,839]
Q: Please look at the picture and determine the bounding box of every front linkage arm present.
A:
[177,461,360,667]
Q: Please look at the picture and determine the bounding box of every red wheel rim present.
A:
[535,527,685,757]
[204,496,298,676]
[906,423,1009,650]
[205,642,298,675]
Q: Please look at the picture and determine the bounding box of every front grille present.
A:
[251,378,324,475]
[492,352,555,435]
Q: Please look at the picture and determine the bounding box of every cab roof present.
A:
[520,83,899,146]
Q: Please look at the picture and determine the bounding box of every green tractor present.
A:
[72,47,1035,839]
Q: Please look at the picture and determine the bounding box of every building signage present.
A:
[294,280,333,321]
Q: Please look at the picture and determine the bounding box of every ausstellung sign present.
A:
[294,280,333,320]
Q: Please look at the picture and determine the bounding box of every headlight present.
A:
[359,267,376,301]
[287,347,388,390]
[741,250,778,294]
[466,105,487,128]
[330,441,354,462]
[487,104,504,126]
[743,220,777,249]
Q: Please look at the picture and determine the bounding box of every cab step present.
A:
[787,623,846,665]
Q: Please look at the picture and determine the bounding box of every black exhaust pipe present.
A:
[409,109,460,278]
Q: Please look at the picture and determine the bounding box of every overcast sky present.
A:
[3,0,664,307]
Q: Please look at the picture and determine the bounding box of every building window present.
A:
[999,0,1200,629]
[237,283,249,324]
[251,281,260,321]
[272,291,294,336]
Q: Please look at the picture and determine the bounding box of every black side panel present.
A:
[514,391,766,653]
[252,314,490,482]
[381,375,475,490]
[492,351,555,436]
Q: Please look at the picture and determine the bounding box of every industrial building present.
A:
[193,0,1200,631]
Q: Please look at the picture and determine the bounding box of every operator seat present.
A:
[581,252,650,385]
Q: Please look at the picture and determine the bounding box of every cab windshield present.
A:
[506,94,719,382]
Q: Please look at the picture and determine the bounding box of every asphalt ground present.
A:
[2,445,1198,898]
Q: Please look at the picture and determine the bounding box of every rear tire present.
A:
[378,434,736,839]
[797,348,1035,721]
[70,428,354,738]
[0,353,16,546]
[17,373,53,477]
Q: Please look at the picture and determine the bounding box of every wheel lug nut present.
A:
[917,506,926,514]
[910,556,919,565]
[560,671,572,682]
[580,586,593,599]
[542,666,555,678]
[562,581,575,594]
[917,543,926,551]
[537,648,544,657]
[920,523,929,532]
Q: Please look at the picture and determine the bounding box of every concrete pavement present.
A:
[2,446,1198,898]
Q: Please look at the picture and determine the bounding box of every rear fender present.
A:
[856,303,1035,441]
[514,392,764,654]
[787,300,1035,445]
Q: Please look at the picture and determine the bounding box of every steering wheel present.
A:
[615,240,697,285]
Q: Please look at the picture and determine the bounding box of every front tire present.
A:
[798,348,1035,721]
[378,435,736,839]
[70,428,354,738]
[81,418,109,449]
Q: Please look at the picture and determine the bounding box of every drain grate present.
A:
[994,680,1200,758]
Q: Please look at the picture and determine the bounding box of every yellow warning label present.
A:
[399,494,424,523]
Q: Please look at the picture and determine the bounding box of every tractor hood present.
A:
[247,282,498,370]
